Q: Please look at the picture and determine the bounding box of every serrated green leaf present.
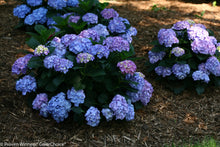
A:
[26,37,41,49]
[34,25,47,35]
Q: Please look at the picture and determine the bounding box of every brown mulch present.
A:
[0,0,219,146]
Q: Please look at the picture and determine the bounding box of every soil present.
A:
[0,0,220,146]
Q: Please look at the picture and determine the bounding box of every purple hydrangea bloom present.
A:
[109,94,129,120]
[148,51,166,64]
[125,72,145,91]
[125,100,135,121]
[172,20,191,30]
[12,54,33,75]
[103,36,129,52]
[39,103,49,117]
[101,108,114,122]
[172,64,190,80]
[187,26,209,40]
[79,29,100,42]
[13,4,31,18]
[67,87,85,107]
[108,17,126,33]
[61,34,78,47]
[158,29,179,47]
[34,45,49,56]
[32,93,48,110]
[16,75,37,95]
[155,66,172,77]
[47,92,71,123]
[117,60,137,75]
[91,24,109,38]
[85,106,101,127]
[76,53,95,63]
[118,17,130,25]
[171,47,185,57]
[191,38,216,55]
[139,80,153,106]
[208,36,218,46]
[50,37,67,57]
[69,37,93,54]
[126,91,139,103]
[68,15,80,23]
[43,55,60,69]
[87,44,110,59]
[67,0,79,7]
[193,23,206,29]
[192,70,210,83]
[54,58,73,74]
[27,0,42,7]
[82,13,98,24]
[101,8,119,19]
[205,56,220,76]
[198,63,210,75]
[48,0,67,10]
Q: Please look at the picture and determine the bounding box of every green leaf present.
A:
[87,69,106,77]
[196,85,205,95]
[72,107,84,114]
[98,93,108,104]
[196,54,209,61]
[27,56,43,68]
[150,40,160,45]
[45,82,57,92]
[26,37,40,49]
[53,76,65,87]
[34,25,47,35]
[66,54,76,62]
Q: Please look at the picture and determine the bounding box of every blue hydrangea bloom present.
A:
[191,38,216,55]
[54,58,73,74]
[118,17,130,25]
[12,54,33,75]
[125,72,145,91]
[125,100,135,121]
[48,0,67,10]
[126,91,139,103]
[103,36,129,52]
[127,27,137,36]
[39,103,49,118]
[193,23,206,29]
[85,106,101,127]
[76,53,95,64]
[50,37,67,57]
[82,13,98,24]
[172,64,190,80]
[79,29,100,42]
[158,29,179,47]
[13,4,31,18]
[47,92,71,123]
[205,56,220,76]
[155,66,172,77]
[148,51,166,64]
[47,18,60,32]
[68,15,80,23]
[24,14,36,25]
[43,55,60,69]
[91,24,109,38]
[101,108,114,122]
[171,47,185,57]
[61,34,78,47]
[87,44,110,59]
[139,80,153,106]
[109,94,129,120]
[198,63,210,75]
[101,8,119,19]
[187,26,209,40]
[32,93,48,110]
[108,17,126,33]
[69,37,93,54]
[16,75,37,95]
[120,33,132,43]
[192,70,210,83]
[172,20,190,30]
[67,0,79,7]
[32,7,48,24]
[61,12,73,19]
[67,87,85,107]
[27,0,42,7]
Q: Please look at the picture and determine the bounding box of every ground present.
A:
[0,0,219,146]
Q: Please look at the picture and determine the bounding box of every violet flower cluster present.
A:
[12,54,33,75]
[117,60,137,75]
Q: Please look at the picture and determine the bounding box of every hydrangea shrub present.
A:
[146,20,220,94]
[12,0,153,126]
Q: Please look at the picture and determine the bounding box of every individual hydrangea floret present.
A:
[79,29,100,42]
[171,47,185,57]
[158,29,179,47]
[34,45,49,56]
[101,8,119,19]
[87,44,110,59]
[172,64,190,80]
[43,55,60,69]
[13,4,31,19]
[191,38,216,55]
[192,70,210,83]
[108,17,126,33]
[61,34,78,47]
[91,24,109,38]
[205,56,220,76]
[32,93,48,110]
[155,66,172,77]
[101,108,114,122]
[69,37,93,54]
[16,75,37,95]
[67,87,85,107]
[67,0,79,7]
[117,60,137,75]
[12,54,33,75]
[39,103,49,118]
[172,20,191,30]
[103,36,129,52]
[109,94,129,120]
[148,51,166,64]
[76,53,95,64]
[50,37,67,57]
[82,13,98,24]
[85,106,101,127]
[48,0,67,10]
[54,58,74,74]
[187,26,209,40]
[27,0,42,7]
[47,92,71,123]
[125,100,135,121]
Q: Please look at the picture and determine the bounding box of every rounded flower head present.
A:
[34,45,49,56]
[54,58,74,74]
[117,60,137,75]
[101,8,119,19]
[39,103,49,118]
[171,47,185,57]
[32,7,48,24]
[76,53,95,64]
[16,75,37,95]
[101,108,114,122]
[68,15,80,23]
[91,24,109,38]
[43,55,60,69]
[158,29,179,47]
[67,0,79,7]
[125,101,135,121]
[69,37,93,54]
[108,17,126,33]
[61,34,78,47]
[191,38,216,55]
[125,72,145,91]
[205,56,220,76]
[47,92,71,123]
[87,44,110,59]
[27,0,42,7]
[148,51,166,64]
[32,93,48,110]
[155,66,172,77]
[13,4,31,18]
[48,0,67,10]
[82,13,98,24]
[187,26,209,40]
[50,37,66,57]
[198,63,210,75]
[79,29,100,42]
[85,107,100,127]
[139,80,153,106]
[12,54,33,75]
[172,64,190,80]
[172,20,190,30]
[103,36,129,52]
[24,14,36,25]
[109,94,129,120]
[192,70,210,83]
[67,87,85,107]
